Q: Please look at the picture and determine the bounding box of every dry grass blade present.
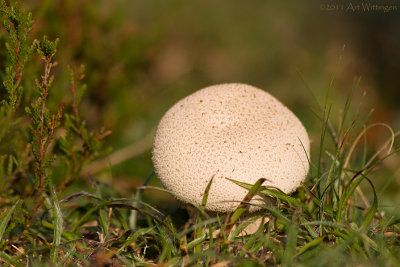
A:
[81,129,155,175]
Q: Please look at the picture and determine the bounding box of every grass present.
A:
[1,77,399,267]
[1,1,400,267]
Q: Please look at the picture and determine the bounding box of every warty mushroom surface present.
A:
[152,83,310,213]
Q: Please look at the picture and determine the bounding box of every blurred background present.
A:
[15,0,400,215]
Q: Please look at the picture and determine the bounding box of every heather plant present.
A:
[0,1,110,262]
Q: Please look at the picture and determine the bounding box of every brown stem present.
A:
[31,56,56,223]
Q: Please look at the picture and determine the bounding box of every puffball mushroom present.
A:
[152,83,309,213]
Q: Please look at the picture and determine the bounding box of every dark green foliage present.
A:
[0,1,110,264]
[57,65,111,191]
[0,1,32,110]
[25,35,63,211]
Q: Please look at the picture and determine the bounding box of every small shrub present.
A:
[0,1,109,263]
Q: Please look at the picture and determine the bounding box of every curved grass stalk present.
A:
[341,123,396,208]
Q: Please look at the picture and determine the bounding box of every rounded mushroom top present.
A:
[152,83,310,213]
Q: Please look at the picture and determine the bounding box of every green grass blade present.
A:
[114,208,130,230]
[229,178,266,225]
[228,178,303,207]
[118,227,155,252]
[195,177,213,253]
[41,220,80,240]
[302,224,319,239]
[201,176,213,208]
[71,202,107,232]
[296,68,322,112]
[282,214,299,266]
[359,174,378,230]
[0,252,24,267]
[177,217,219,238]
[130,169,154,229]
[228,215,262,241]
[337,174,364,223]
[262,205,291,225]
[60,191,103,203]
[318,105,332,179]
[99,208,109,239]
[49,188,63,263]
[261,188,302,207]
[0,199,21,242]
[244,217,267,255]
[294,236,324,258]
[187,234,207,250]
[339,76,360,138]
[157,224,175,263]
[301,220,347,230]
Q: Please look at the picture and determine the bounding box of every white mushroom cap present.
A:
[152,83,309,213]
